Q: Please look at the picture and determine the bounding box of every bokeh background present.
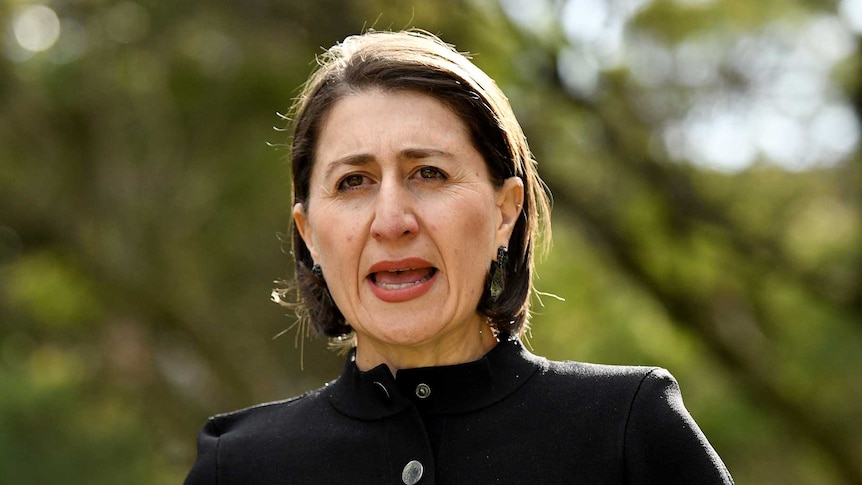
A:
[1,0,861,483]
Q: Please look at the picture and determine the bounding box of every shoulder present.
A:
[535,357,696,431]
[183,380,352,485]
[526,356,733,483]
[203,380,336,439]
[542,355,659,380]
[531,352,668,402]
[512,351,676,432]
[522,353,698,434]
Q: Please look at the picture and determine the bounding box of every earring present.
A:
[311,263,334,306]
[490,246,508,302]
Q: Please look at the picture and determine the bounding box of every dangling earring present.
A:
[490,246,508,302]
[311,263,334,306]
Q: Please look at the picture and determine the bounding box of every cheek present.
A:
[324,229,360,261]
[445,204,498,260]
[310,206,362,262]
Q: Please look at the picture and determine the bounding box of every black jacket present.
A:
[184,339,733,484]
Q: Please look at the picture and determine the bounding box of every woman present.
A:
[185,30,733,484]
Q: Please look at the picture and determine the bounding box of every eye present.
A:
[415,166,447,181]
[337,173,369,191]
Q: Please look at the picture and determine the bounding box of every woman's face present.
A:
[294,89,522,365]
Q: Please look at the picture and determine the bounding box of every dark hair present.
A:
[276,30,551,342]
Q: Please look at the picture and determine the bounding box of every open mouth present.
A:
[370,267,438,290]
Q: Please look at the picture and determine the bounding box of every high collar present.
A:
[327,338,544,420]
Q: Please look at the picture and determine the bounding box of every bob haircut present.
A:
[278,30,551,342]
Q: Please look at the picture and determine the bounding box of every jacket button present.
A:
[401,460,424,484]
[415,383,431,399]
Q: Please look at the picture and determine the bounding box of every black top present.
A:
[185,338,734,484]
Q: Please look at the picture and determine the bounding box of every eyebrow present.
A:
[322,154,374,180]
[322,148,454,179]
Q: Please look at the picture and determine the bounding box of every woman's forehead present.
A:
[313,90,475,167]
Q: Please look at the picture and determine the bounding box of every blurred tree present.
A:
[0,0,859,484]
[490,0,862,483]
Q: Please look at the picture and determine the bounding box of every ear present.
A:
[293,202,319,262]
[495,176,524,247]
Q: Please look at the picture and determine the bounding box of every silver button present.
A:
[401,460,424,484]
[415,383,431,399]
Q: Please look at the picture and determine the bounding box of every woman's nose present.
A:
[370,180,419,240]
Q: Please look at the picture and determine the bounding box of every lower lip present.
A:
[367,270,437,303]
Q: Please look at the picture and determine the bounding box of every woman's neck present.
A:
[354,319,499,375]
